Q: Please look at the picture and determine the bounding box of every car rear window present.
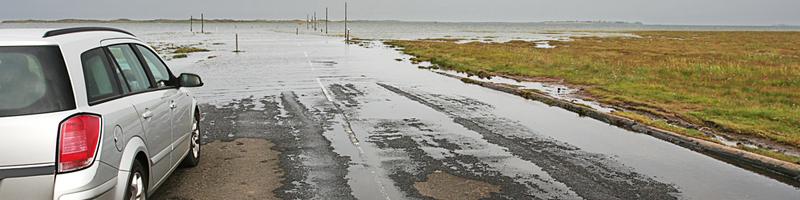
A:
[0,46,75,117]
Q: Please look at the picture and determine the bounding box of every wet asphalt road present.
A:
[149,29,800,200]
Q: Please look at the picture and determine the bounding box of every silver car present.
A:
[0,27,203,200]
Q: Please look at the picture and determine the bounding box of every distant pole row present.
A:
[187,14,244,53]
[308,11,324,33]
[299,2,349,42]
[188,13,205,33]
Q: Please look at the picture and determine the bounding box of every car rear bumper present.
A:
[54,161,121,200]
[1,162,122,200]
[0,171,55,199]
[58,176,117,200]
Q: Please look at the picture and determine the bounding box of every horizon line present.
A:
[1,18,798,28]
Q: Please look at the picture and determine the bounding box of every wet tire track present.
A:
[377,83,681,200]
[279,92,356,200]
[369,119,533,199]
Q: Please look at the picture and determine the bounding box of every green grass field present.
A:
[386,32,800,161]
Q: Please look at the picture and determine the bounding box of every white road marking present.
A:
[317,78,334,102]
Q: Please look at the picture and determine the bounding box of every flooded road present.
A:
[86,25,800,199]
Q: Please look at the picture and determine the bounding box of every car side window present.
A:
[107,44,152,92]
[81,48,121,103]
[135,45,173,87]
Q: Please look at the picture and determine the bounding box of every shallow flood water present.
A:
[3,22,798,199]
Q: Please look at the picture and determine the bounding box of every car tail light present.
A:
[58,114,102,173]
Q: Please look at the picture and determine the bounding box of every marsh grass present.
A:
[387,31,800,149]
[173,47,210,54]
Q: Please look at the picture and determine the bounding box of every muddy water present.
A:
[3,23,797,199]
[429,69,614,113]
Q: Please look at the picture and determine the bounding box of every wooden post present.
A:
[325,8,328,34]
[235,34,239,52]
[190,16,193,32]
[201,13,205,33]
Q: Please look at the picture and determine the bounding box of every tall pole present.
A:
[201,13,204,33]
[313,12,317,31]
[190,16,193,32]
[345,2,348,41]
[325,8,329,34]
[306,14,309,30]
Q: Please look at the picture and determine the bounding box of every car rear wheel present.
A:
[125,161,147,200]
[181,112,201,167]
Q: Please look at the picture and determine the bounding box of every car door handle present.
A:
[142,110,154,119]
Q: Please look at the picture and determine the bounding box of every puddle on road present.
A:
[414,171,500,200]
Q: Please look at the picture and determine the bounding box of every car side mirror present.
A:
[178,73,204,87]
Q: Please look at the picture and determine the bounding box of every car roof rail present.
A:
[43,27,135,38]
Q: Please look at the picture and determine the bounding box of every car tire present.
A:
[181,112,201,167]
[125,161,148,200]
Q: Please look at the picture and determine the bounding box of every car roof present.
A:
[0,27,137,46]
[0,29,51,40]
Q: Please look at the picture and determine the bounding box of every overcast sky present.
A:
[2,0,799,26]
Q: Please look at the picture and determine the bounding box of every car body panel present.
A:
[113,136,146,198]
[172,89,195,155]
[83,97,145,170]
[0,173,54,199]
[0,111,73,167]
[53,161,117,199]
[128,90,176,188]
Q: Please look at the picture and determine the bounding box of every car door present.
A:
[105,43,175,187]
[132,44,192,164]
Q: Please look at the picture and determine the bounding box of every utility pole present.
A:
[306,14,309,30]
[345,2,348,41]
[201,13,205,33]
